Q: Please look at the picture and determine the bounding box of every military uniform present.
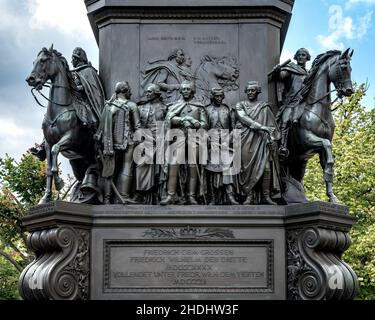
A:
[161,98,208,205]
[96,97,140,203]
[205,103,239,205]
[136,100,167,203]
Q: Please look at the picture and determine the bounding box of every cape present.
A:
[73,64,105,120]
[281,62,308,76]
[236,101,281,198]
[164,99,205,129]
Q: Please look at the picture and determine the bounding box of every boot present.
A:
[227,192,239,205]
[160,193,179,205]
[116,175,138,204]
[186,167,198,205]
[243,192,255,205]
[103,178,112,204]
[160,165,179,205]
[260,170,277,206]
[226,185,239,205]
[208,191,216,206]
[278,123,290,159]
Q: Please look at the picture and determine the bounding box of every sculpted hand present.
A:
[272,64,281,74]
[261,126,275,136]
[193,120,201,129]
[183,120,192,128]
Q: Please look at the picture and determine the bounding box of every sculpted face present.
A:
[180,83,194,100]
[246,87,259,102]
[71,56,80,68]
[212,93,224,105]
[296,50,309,66]
[145,86,157,101]
[175,49,185,65]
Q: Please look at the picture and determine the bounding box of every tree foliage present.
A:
[0,153,47,299]
[304,84,375,299]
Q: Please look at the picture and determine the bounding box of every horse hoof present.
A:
[55,177,65,191]
[38,194,52,205]
[329,195,341,204]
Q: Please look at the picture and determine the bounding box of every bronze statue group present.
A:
[30,46,351,206]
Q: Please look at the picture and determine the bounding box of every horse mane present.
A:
[299,50,341,100]
[39,47,77,93]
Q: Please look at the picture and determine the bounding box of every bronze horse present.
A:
[26,46,98,204]
[283,49,354,203]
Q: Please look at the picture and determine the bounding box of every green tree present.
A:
[304,84,375,299]
[0,152,75,300]
[0,153,47,299]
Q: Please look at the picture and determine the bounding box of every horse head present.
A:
[213,57,239,82]
[26,45,63,90]
[199,56,239,82]
[329,48,354,98]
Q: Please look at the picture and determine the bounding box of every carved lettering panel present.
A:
[104,241,274,293]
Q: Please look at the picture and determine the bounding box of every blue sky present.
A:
[0,0,374,174]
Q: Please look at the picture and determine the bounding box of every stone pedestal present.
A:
[19,202,358,300]
[84,0,294,107]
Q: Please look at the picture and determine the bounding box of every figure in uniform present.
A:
[160,81,208,205]
[135,84,167,204]
[71,47,105,124]
[95,81,141,204]
[271,48,311,157]
[205,88,239,205]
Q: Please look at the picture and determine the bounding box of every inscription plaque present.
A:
[104,241,274,293]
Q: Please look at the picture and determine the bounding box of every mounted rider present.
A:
[71,47,105,127]
[271,48,311,158]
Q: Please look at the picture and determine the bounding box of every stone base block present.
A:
[19,202,358,300]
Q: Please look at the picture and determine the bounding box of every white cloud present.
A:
[28,0,93,40]
[0,117,43,156]
[346,0,375,7]
[317,5,372,50]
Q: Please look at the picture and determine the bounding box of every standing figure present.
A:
[271,48,311,157]
[205,88,239,205]
[95,81,141,204]
[235,81,281,205]
[141,49,195,104]
[135,84,167,204]
[71,47,105,123]
[160,81,208,205]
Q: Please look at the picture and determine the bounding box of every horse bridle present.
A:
[31,83,73,108]
[307,56,347,107]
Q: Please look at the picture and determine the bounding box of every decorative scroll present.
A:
[19,227,90,300]
[287,227,358,300]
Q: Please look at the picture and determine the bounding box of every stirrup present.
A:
[279,147,290,158]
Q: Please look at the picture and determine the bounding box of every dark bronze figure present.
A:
[95,81,141,204]
[160,81,208,205]
[205,88,239,205]
[135,84,167,204]
[26,46,100,204]
[281,49,354,204]
[235,81,282,205]
[271,48,310,157]
[71,47,105,122]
